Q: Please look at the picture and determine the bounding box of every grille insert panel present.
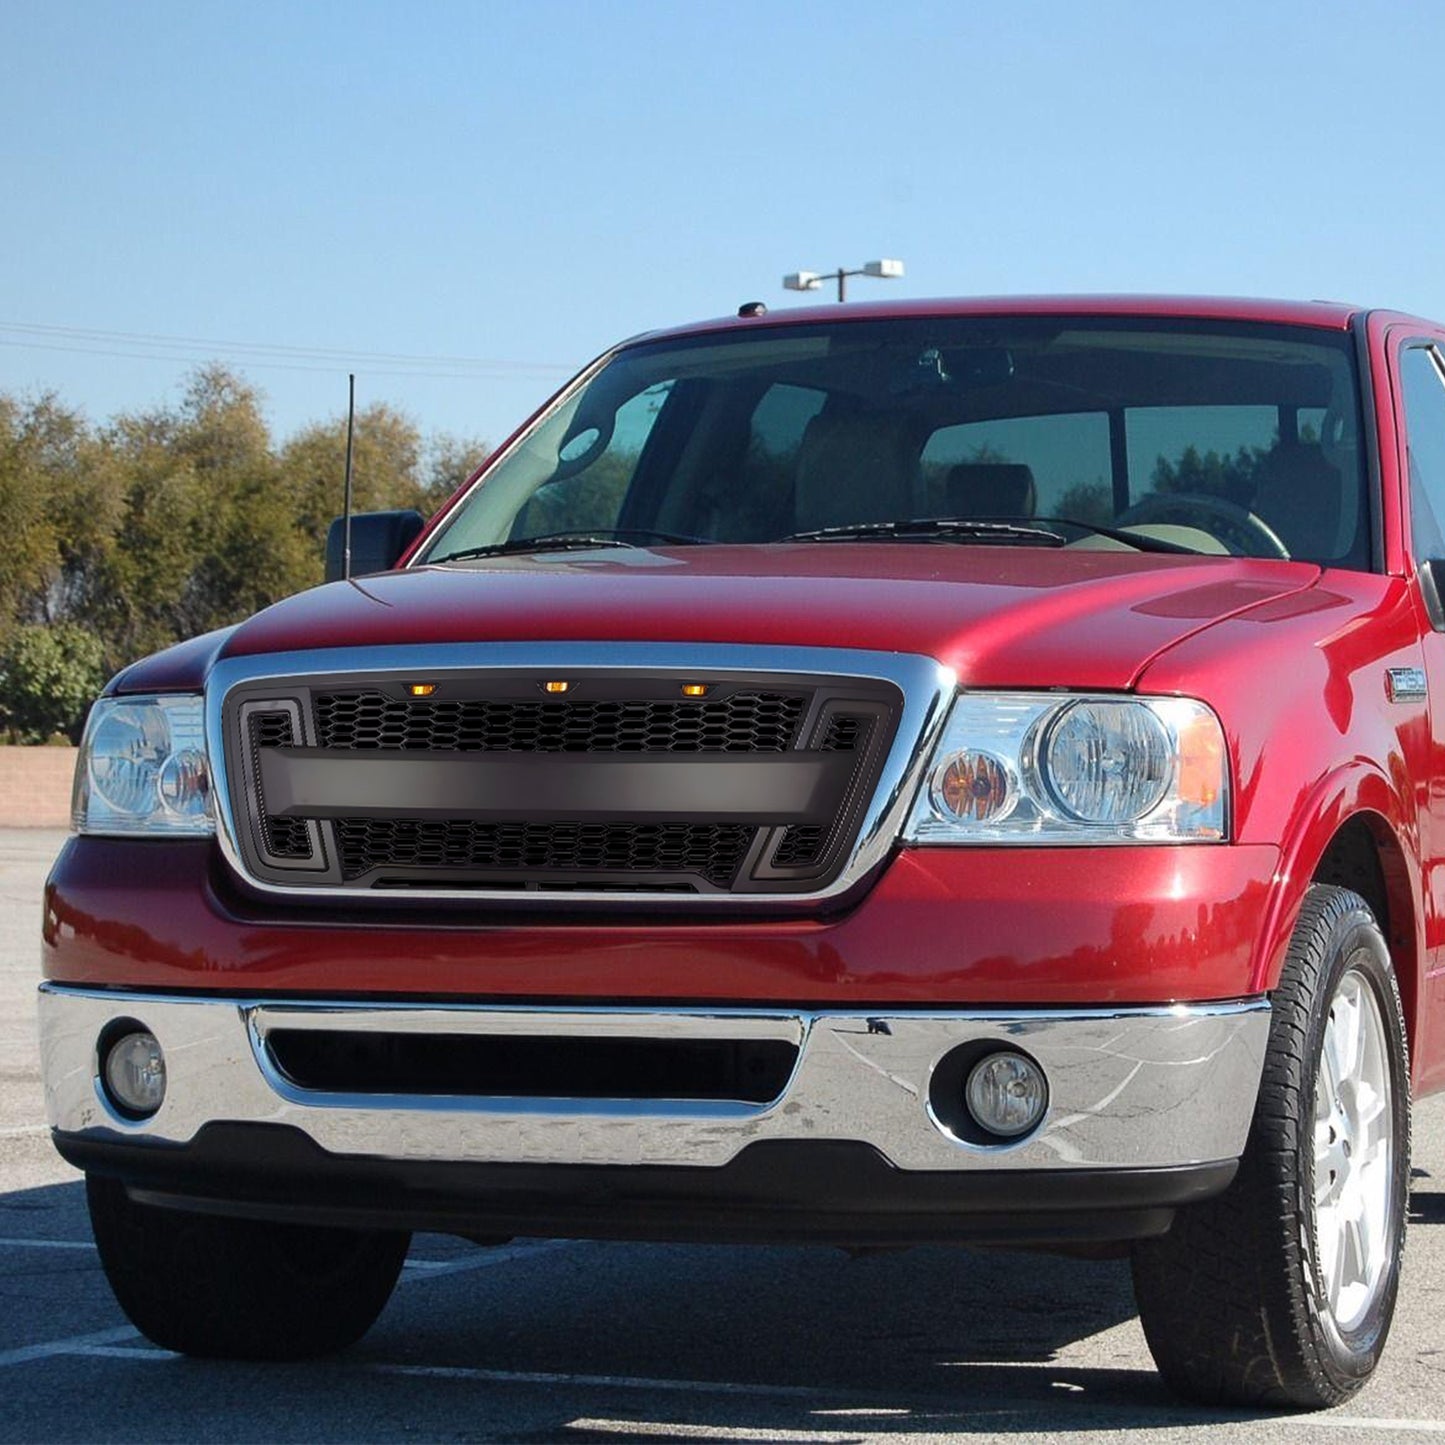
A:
[266,1030,798,1104]
[226,668,904,898]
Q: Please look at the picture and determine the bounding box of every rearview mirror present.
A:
[325,510,426,582]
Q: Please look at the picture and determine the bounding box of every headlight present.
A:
[904,692,1227,845]
[73,696,213,836]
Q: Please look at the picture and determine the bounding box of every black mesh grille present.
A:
[247,710,312,860]
[770,713,874,869]
[771,826,825,868]
[313,690,806,754]
[334,818,753,888]
[821,714,867,752]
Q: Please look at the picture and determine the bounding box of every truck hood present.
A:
[117,545,1321,694]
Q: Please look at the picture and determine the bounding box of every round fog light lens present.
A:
[102,1030,166,1118]
[965,1051,1047,1138]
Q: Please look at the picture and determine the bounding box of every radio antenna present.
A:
[342,373,356,579]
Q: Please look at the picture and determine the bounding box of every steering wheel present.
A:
[1116,491,1290,559]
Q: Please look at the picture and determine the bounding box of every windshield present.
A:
[416,315,1369,568]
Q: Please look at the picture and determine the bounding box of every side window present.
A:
[920,413,1112,521]
[1400,345,1445,561]
[513,381,675,537]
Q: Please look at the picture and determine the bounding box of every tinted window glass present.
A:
[1127,406,1278,505]
[1400,345,1445,561]
[735,384,826,539]
[921,413,1112,522]
[419,316,1368,567]
[512,381,675,537]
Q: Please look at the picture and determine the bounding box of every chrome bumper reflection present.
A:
[39,986,1269,1172]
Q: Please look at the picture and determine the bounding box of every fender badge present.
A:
[1386,667,1428,703]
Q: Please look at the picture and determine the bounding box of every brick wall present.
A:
[0,748,77,827]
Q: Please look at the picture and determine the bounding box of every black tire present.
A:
[86,1176,410,1360]
[1132,884,1411,1408]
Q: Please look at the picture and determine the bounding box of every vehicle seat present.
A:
[792,408,918,532]
[1251,443,1357,563]
[944,462,1037,518]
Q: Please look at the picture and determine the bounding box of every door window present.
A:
[1400,345,1445,561]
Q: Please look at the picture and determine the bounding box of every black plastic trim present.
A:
[56,1123,1239,1247]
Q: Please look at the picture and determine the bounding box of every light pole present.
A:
[782,258,904,303]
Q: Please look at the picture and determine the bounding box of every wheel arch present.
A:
[1252,768,1423,1076]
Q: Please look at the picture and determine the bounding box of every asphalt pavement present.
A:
[4,828,1445,1443]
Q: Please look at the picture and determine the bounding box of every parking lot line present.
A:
[0,1237,94,1251]
[398,1239,572,1280]
[0,1326,139,1368]
[569,1420,861,1442]
[370,1363,827,1398]
[1276,1420,1445,1436]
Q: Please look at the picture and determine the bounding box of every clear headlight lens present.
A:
[904,692,1227,845]
[74,696,213,835]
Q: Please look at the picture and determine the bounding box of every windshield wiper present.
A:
[779,516,1208,555]
[428,527,716,565]
[1032,516,1207,555]
[780,518,1069,547]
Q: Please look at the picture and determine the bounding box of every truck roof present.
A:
[639,294,1367,347]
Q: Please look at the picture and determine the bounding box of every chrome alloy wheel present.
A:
[1313,966,1395,1333]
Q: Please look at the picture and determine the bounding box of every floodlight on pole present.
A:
[782,259,904,303]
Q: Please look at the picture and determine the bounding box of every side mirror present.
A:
[1421,557,1445,632]
[325,510,426,582]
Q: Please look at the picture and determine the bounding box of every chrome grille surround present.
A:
[205,643,956,907]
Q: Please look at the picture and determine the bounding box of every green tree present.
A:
[0,366,490,726]
[0,622,105,742]
[1151,443,1266,506]
[0,393,91,639]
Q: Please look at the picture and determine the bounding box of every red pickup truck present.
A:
[40,295,1445,1407]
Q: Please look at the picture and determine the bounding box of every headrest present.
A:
[944,462,1037,519]
[1251,444,1352,562]
[793,409,918,532]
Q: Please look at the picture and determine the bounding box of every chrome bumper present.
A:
[39,985,1269,1172]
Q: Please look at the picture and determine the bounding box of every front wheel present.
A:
[1132,884,1411,1407]
[87,1176,410,1360]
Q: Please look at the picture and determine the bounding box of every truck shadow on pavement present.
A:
[15,1176,1441,1439]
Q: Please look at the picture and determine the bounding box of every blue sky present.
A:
[2,0,1443,448]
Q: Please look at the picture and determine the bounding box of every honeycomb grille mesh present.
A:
[312,690,807,754]
[334,818,753,887]
[247,710,312,860]
[769,713,874,870]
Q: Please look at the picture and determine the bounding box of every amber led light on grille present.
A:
[407,684,438,697]
[542,680,571,694]
[680,684,710,698]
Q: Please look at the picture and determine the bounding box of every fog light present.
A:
[965,1051,1047,1138]
[101,1029,166,1119]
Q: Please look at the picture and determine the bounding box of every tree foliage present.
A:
[0,368,488,738]
[0,622,105,743]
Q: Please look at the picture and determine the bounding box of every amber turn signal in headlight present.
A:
[930,751,1016,823]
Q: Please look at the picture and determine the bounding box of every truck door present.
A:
[1389,334,1445,1087]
